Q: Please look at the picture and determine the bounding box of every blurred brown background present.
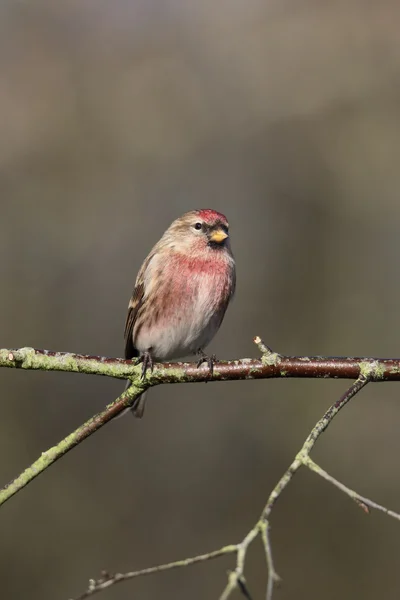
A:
[1,1,400,599]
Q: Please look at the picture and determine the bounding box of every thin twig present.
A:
[259,521,281,600]
[304,457,400,521]
[218,528,259,600]
[216,371,372,600]
[69,367,400,600]
[72,545,238,599]
[255,374,371,599]
[2,342,400,599]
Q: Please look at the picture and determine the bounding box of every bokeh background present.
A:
[1,2,400,599]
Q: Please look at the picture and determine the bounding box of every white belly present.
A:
[135,276,224,360]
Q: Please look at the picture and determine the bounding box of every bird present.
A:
[124,209,236,417]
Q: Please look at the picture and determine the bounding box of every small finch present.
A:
[124,209,236,417]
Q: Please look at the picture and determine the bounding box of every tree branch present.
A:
[2,344,400,382]
[0,385,140,507]
[72,546,238,600]
[2,341,400,598]
[1,342,400,508]
[68,361,400,600]
[0,341,395,509]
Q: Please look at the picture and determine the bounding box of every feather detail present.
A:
[124,252,156,359]
[122,209,236,419]
[131,249,235,360]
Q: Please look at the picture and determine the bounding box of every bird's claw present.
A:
[197,351,216,377]
[140,351,154,379]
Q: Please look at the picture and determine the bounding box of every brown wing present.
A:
[124,246,159,359]
[124,278,145,359]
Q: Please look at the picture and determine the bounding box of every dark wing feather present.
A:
[124,279,145,359]
[124,248,158,360]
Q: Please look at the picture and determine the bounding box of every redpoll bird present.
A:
[124,209,236,417]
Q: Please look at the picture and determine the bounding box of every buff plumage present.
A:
[124,209,236,417]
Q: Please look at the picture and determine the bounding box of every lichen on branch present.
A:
[2,340,400,599]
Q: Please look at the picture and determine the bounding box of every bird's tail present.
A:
[115,382,147,419]
[130,388,147,418]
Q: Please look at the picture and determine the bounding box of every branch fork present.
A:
[1,341,400,599]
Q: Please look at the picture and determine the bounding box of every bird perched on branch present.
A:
[124,209,236,417]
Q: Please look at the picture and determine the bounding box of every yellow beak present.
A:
[209,229,229,244]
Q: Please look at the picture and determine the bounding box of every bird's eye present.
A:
[194,222,202,230]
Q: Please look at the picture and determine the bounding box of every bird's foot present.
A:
[139,350,154,379]
[197,350,217,377]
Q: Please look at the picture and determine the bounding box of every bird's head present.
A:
[164,209,231,256]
